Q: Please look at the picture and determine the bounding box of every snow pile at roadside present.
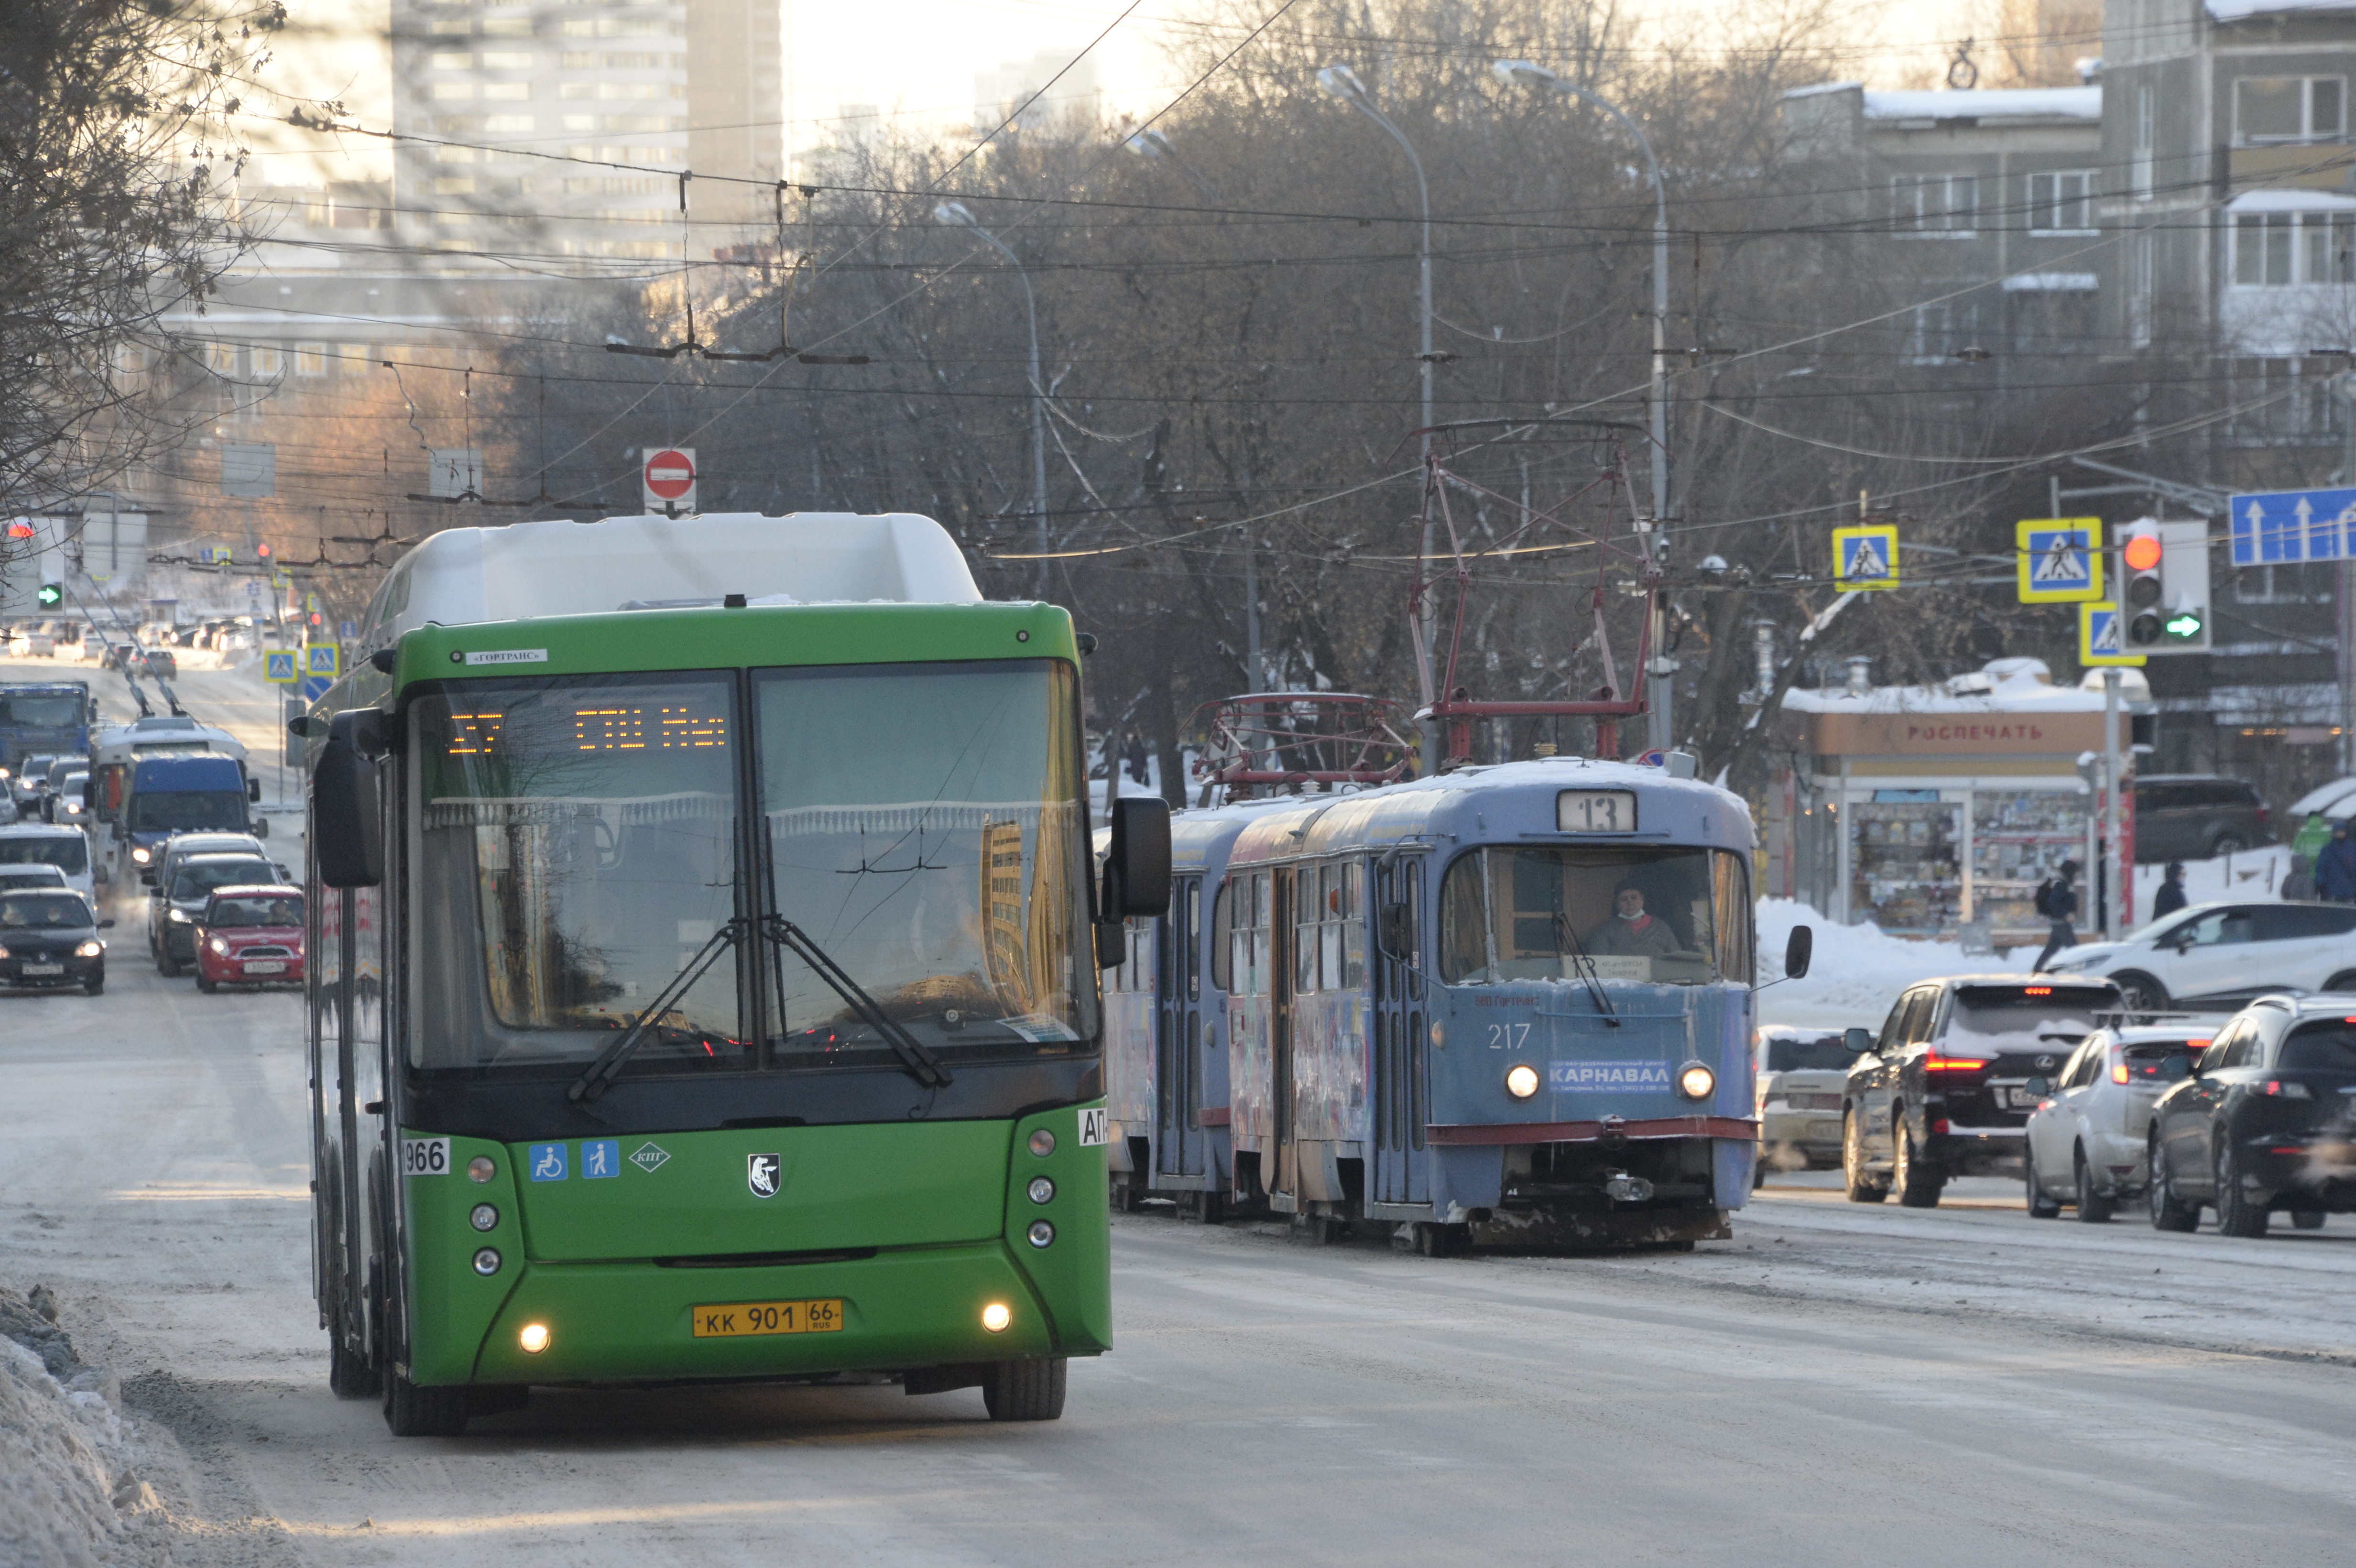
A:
[1756,898,2027,1029]
[2133,845,2295,912]
[0,1285,162,1568]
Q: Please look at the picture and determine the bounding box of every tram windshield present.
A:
[1438,845,1752,985]
[412,675,747,1073]
[754,659,1095,1065]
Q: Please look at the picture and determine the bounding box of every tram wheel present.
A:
[982,1357,1067,1422]
[383,1370,469,1437]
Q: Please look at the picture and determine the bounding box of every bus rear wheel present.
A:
[384,1370,469,1437]
[982,1358,1067,1422]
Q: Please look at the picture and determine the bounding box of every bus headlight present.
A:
[1027,1129,1056,1157]
[470,1204,499,1231]
[1505,1064,1541,1100]
[518,1322,550,1354]
[468,1156,497,1183]
[472,1248,502,1275]
[1677,1062,1716,1100]
[1027,1177,1055,1205]
[1027,1220,1055,1248]
[981,1302,1012,1333]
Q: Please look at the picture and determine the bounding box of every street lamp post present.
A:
[1319,64,1440,770]
[1494,61,1674,753]
[935,201,1051,599]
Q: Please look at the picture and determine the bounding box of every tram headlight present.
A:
[467,1156,496,1183]
[1504,1063,1541,1100]
[469,1203,499,1231]
[1027,1129,1056,1158]
[1677,1062,1716,1101]
[1027,1220,1055,1248]
[518,1322,550,1354]
[472,1247,502,1275]
[981,1302,1012,1333]
[1027,1176,1055,1205]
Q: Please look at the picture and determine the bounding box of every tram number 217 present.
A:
[1486,1023,1532,1050]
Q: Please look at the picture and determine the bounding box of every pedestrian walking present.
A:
[2318,822,2356,904]
[2151,861,2189,919]
[2033,859,2082,971]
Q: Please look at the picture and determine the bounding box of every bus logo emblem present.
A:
[747,1153,781,1198]
[629,1142,670,1174]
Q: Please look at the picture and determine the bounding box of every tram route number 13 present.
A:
[1558,790,1638,833]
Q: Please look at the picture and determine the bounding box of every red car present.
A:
[193,885,304,992]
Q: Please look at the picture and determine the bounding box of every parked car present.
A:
[2044,901,2356,1012]
[150,852,277,975]
[1757,1026,1864,1174]
[0,887,110,994]
[2132,775,2272,862]
[1844,976,2123,1206]
[2148,995,2356,1236]
[2021,1024,2215,1220]
[193,885,304,992]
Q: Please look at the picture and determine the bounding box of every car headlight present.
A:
[1677,1062,1717,1100]
[130,847,150,863]
[207,936,228,956]
[167,907,189,922]
[0,945,13,959]
[75,941,102,958]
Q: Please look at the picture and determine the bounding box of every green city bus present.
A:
[301,512,1167,1435]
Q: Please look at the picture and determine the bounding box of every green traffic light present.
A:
[35,584,61,608]
[2163,610,2203,640]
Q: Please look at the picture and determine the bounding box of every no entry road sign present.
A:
[642,447,698,512]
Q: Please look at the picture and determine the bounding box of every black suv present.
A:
[2134,775,2271,862]
[2148,995,2356,1237]
[1843,976,2124,1207]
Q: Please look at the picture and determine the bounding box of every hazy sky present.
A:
[246,0,1990,187]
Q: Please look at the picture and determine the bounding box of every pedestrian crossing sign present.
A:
[262,650,297,685]
[2078,601,2146,667]
[2017,518,2103,603]
[1831,523,1900,591]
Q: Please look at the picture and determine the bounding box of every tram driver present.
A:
[1584,878,1685,961]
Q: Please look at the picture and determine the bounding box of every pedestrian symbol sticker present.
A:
[1830,523,1900,592]
[528,1143,567,1182]
[262,650,298,685]
[2016,519,2102,603]
[2078,601,2145,667]
[581,1139,619,1179]
[629,1142,670,1174]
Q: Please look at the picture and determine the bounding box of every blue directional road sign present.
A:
[262,650,297,685]
[2230,487,2356,565]
[2016,518,2102,603]
[300,642,339,704]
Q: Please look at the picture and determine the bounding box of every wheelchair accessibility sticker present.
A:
[528,1143,567,1182]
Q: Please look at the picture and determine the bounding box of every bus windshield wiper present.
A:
[760,915,953,1089]
[568,920,745,1104]
[1552,905,1621,1028]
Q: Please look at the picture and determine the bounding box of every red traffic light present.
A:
[5,522,34,540]
[256,542,272,558]
[2123,533,2163,572]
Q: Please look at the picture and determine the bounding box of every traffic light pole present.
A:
[2104,668,2123,943]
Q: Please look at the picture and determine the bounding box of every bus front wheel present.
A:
[982,1358,1067,1422]
[384,1370,469,1437]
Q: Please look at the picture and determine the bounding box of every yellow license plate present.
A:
[690,1298,844,1339]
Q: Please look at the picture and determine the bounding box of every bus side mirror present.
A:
[247,777,261,803]
[1102,796,1170,918]
[315,711,383,889]
[1379,901,1411,959]
[1783,925,1813,981]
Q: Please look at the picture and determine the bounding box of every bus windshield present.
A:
[412,675,744,1073]
[0,693,84,729]
[1438,845,1753,985]
[129,790,248,832]
[754,660,1095,1065]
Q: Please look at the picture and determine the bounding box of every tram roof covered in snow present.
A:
[1224,758,1756,867]
[360,512,984,649]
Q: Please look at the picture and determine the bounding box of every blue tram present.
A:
[1214,758,1787,1251]
[1099,802,1284,1216]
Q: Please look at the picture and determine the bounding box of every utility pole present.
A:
[2104,668,2123,942]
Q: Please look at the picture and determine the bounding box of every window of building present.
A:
[2028,170,2094,232]
[562,116,593,133]
[2228,357,2346,444]
[560,50,593,66]
[435,176,478,195]
[2232,209,2354,285]
[430,82,473,100]
[2007,289,2096,353]
[2130,232,2154,348]
[294,343,327,376]
[1893,173,1978,236]
[2134,86,2153,200]
[2234,77,2346,144]
[203,342,238,376]
[1906,300,1983,362]
[483,113,532,132]
[433,144,475,163]
[481,17,532,35]
[559,81,594,98]
[251,345,284,378]
[430,50,472,68]
[429,18,469,34]
[482,82,528,100]
[480,51,534,68]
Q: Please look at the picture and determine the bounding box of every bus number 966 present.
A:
[401,1138,450,1176]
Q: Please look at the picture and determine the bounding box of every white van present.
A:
[0,822,94,903]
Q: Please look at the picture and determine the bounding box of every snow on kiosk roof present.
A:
[361,512,983,647]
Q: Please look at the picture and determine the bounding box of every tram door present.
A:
[1269,866,1298,1201]
[1154,877,1206,1181]
[1371,857,1429,1205]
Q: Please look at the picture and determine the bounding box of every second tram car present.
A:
[1216,758,1789,1251]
